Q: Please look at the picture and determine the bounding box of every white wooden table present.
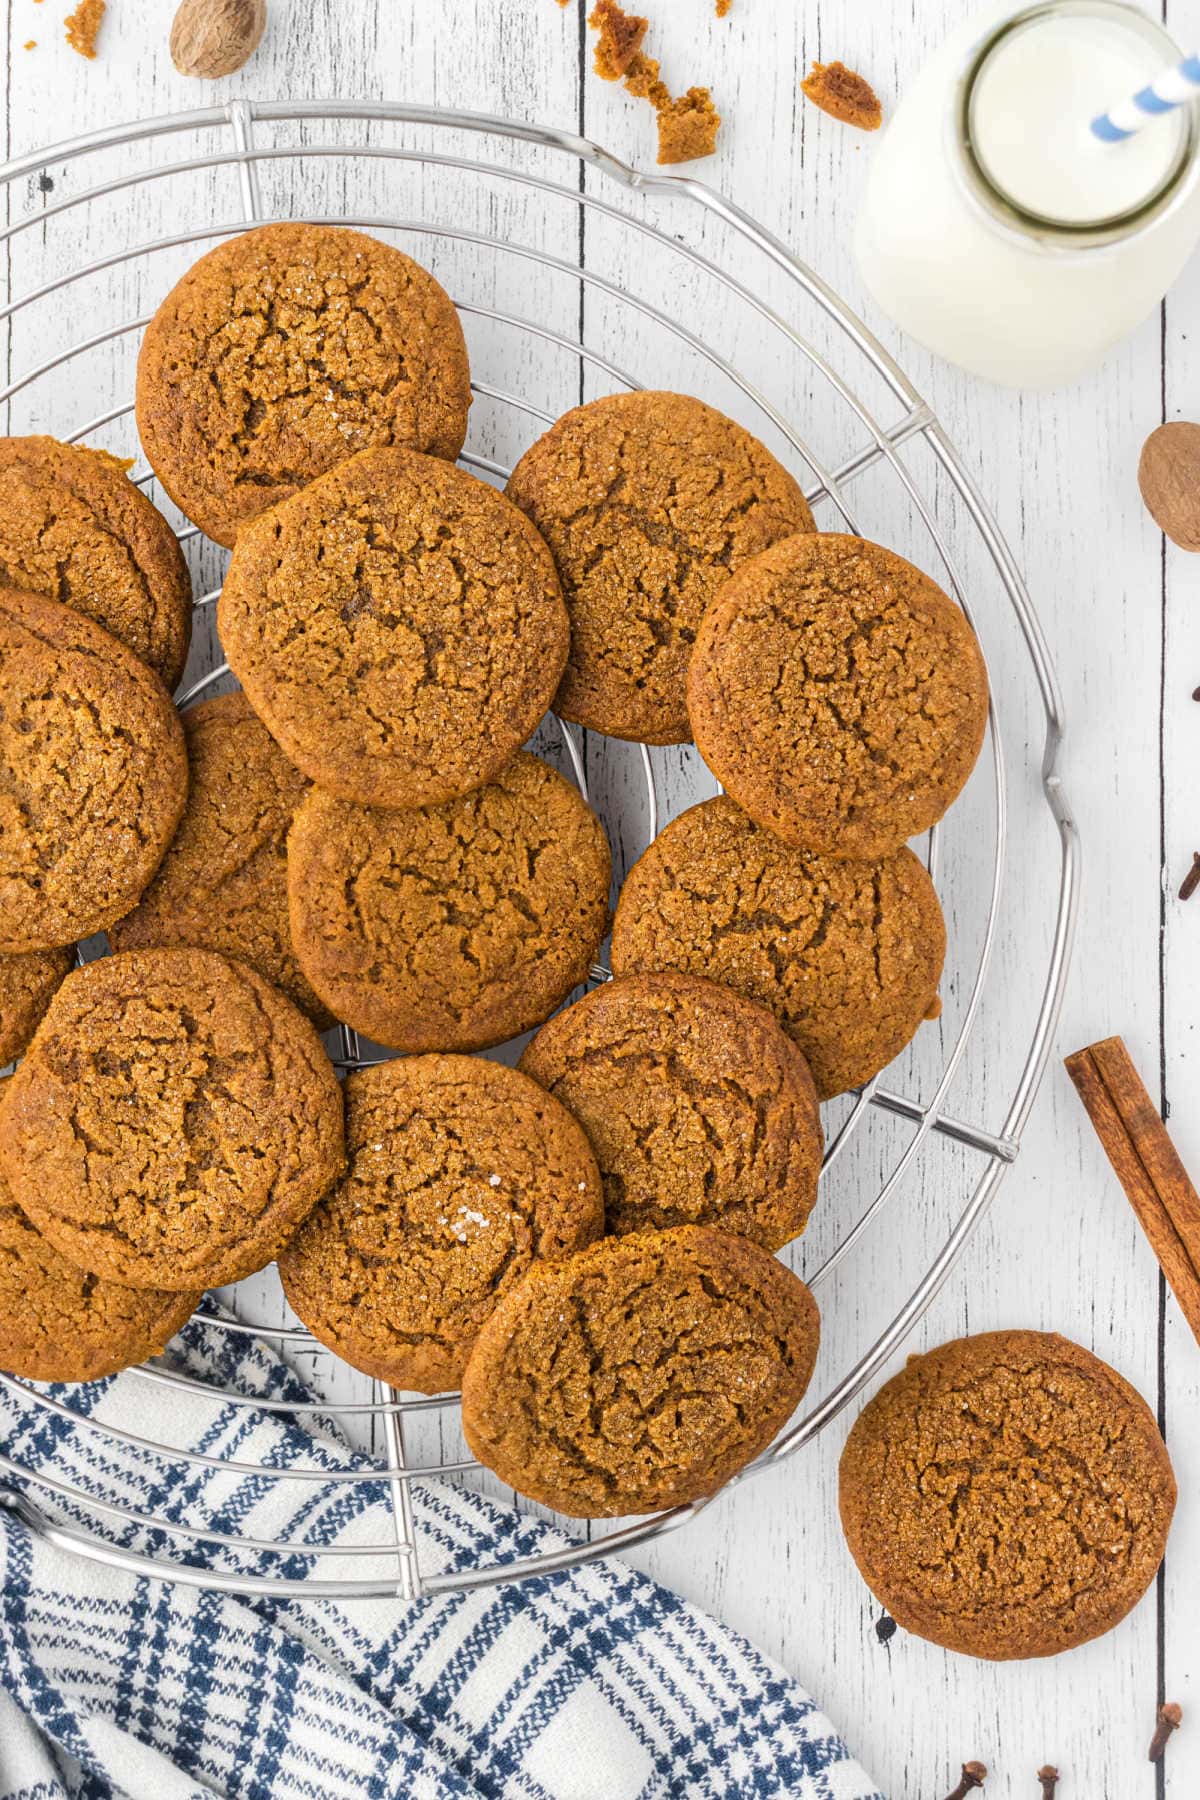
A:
[4,2,1199,1796]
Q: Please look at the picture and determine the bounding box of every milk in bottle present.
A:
[855,1,1200,387]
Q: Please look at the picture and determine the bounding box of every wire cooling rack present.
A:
[0,101,1078,1599]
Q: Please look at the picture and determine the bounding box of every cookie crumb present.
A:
[716,0,731,13]
[65,0,105,59]
[589,0,648,79]
[801,60,882,131]
[623,49,669,108]
[23,38,36,49]
[656,87,721,163]
[582,5,723,161]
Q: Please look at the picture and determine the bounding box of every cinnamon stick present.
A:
[1065,1036,1200,1348]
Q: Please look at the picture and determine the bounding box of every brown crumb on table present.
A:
[623,50,669,108]
[716,0,731,13]
[589,0,648,80]
[581,2,722,163]
[801,60,882,131]
[655,86,721,163]
[23,39,36,49]
[65,0,105,59]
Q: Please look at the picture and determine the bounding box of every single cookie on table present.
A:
[218,446,568,810]
[0,946,72,1067]
[461,1224,820,1517]
[0,948,345,1292]
[838,1331,1176,1660]
[0,436,192,691]
[0,1176,200,1383]
[110,690,332,1028]
[279,1055,603,1394]
[519,971,822,1248]
[136,222,471,547]
[610,795,944,1099]
[505,391,814,744]
[0,588,187,953]
[289,751,609,1052]
[687,533,989,859]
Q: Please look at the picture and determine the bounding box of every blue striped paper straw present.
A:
[1091,52,1200,142]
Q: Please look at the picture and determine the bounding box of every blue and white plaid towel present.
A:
[0,1311,882,1800]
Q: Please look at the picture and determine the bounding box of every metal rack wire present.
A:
[0,100,1078,1599]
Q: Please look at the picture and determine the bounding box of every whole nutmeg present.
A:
[170,0,267,79]
[1138,420,1200,551]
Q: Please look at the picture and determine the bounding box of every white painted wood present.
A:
[2,2,1196,1797]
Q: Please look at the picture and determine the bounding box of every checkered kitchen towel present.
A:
[0,1309,883,1800]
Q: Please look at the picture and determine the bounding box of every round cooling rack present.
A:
[0,100,1078,1600]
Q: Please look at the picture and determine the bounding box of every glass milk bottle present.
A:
[855,0,1200,387]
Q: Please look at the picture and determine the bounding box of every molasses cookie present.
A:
[0,588,187,953]
[838,1331,1176,1660]
[110,690,331,1027]
[461,1224,820,1517]
[0,436,192,690]
[610,795,944,1099]
[688,533,989,858]
[288,752,610,1052]
[505,391,813,743]
[219,446,569,809]
[520,972,822,1247]
[0,1177,200,1383]
[136,223,471,547]
[0,948,345,1291]
[0,946,71,1067]
[279,1055,603,1394]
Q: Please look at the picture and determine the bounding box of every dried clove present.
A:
[1149,1700,1183,1761]
[1180,853,1200,901]
[1037,1769,1058,1798]
[942,1764,987,1800]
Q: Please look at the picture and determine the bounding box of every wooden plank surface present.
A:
[1,3,1196,1798]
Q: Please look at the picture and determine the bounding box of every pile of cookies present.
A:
[0,220,990,1523]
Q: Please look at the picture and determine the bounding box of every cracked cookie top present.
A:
[0,1177,200,1382]
[520,971,822,1247]
[461,1223,820,1517]
[136,223,471,547]
[287,752,611,1053]
[279,1054,603,1395]
[219,446,570,809]
[0,436,192,690]
[0,947,345,1291]
[838,1330,1176,1660]
[688,533,989,859]
[111,690,332,1027]
[505,391,814,744]
[0,945,72,1067]
[610,795,944,1099]
[0,588,188,953]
